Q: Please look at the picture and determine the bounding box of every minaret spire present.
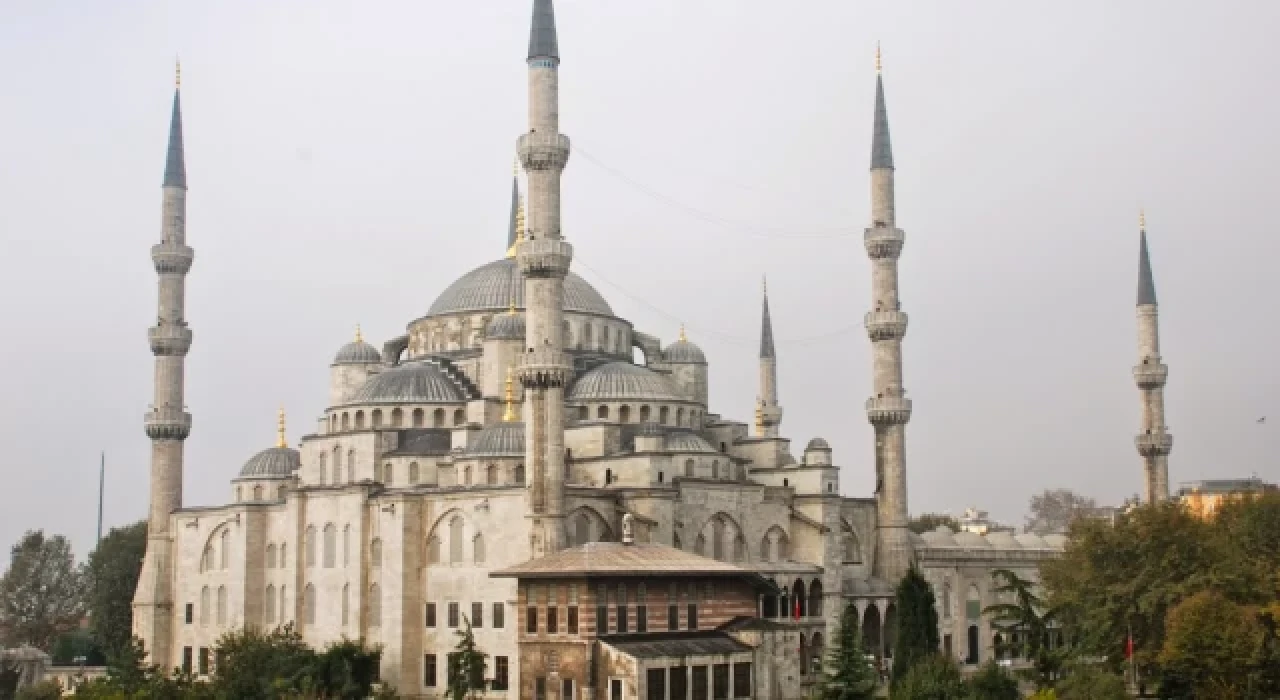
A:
[517,0,573,557]
[863,48,914,582]
[1133,211,1172,502]
[134,70,196,667]
[277,407,288,448]
[506,160,522,257]
[758,278,783,437]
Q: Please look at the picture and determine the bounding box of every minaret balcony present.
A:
[864,225,904,260]
[518,348,572,388]
[144,407,192,441]
[517,239,574,278]
[151,243,194,275]
[518,132,571,171]
[1135,431,1173,457]
[865,396,912,426]
[1132,362,1168,389]
[864,311,908,341]
[148,325,193,356]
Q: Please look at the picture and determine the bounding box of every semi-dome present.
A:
[568,362,683,402]
[805,437,831,451]
[986,532,1021,549]
[921,527,957,548]
[239,446,300,478]
[1017,533,1050,549]
[463,422,525,457]
[665,432,716,453]
[663,337,706,364]
[348,361,467,404]
[333,339,381,365]
[426,258,614,318]
[486,311,526,340]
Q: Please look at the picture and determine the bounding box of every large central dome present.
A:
[426,258,614,318]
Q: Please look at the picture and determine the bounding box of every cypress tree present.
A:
[818,602,879,700]
[447,616,487,700]
[891,566,941,684]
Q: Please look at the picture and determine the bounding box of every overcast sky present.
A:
[2,1,1277,558]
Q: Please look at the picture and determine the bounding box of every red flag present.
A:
[1125,634,1134,659]
[794,600,801,620]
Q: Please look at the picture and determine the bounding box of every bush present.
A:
[1054,665,1126,700]
[965,661,1019,700]
[890,654,964,700]
[14,681,63,700]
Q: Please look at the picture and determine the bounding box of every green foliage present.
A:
[907,514,959,535]
[817,602,878,700]
[983,568,1063,688]
[50,628,106,666]
[85,521,147,658]
[965,662,1019,700]
[1027,690,1057,700]
[0,531,87,650]
[13,680,63,700]
[1053,664,1126,700]
[890,567,940,684]
[1025,489,1097,535]
[1157,590,1266,698]
[446,616,486,700]
[889,654,964,700]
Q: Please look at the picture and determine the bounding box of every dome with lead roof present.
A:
[239,447,300,479]
[568,362,683,402]
[806,437,831,451]
[665,432,716,453]
[426,258,614,318]
[464,422,525,457]
[486,311,526,340]
[663,334,706,364]
[348,361,468,404]
[333,338,381,365]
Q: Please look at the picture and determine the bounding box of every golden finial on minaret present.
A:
[276,406,287,448]
[503,367,517,422]
[508,295,517,315]
[354,324,363,343]
[875,42,882,74]
[678,324,687,343]
[175,58,182,89]
[1139,208,1147,231]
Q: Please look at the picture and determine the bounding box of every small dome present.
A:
[486,312,526,340]
[464,422,525,457]
[239,446,300,478]
[333,339,381,365]
[805,437,831,451]
[568,362,683,402]
[665,432,716,453]
[348,361,467,404]
[663,338,707,364]
[986,532,1021,549]
[953,531,991,548]
[920,528,957,547]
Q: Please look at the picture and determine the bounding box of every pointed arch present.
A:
[761,525,790,563]
[305,526,317,567]
[473,533,486,564]
[413,408,425,427]
[304,584,317,624]
[323,524,337,568]
[565,506,614,545]
[265,584,276,624]
[369,583,382,627]
[219,529,231,569]
[841,522,862,563]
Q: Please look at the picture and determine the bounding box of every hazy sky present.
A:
[2,1,1277,559]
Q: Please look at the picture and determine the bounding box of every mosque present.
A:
[130,0,1174,696]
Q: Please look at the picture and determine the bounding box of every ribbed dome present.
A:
[568,362,682,402]
[239,446,300,478]
[426,259,613,318]
[349,362,466,404]
[333,340,381,365]
[665,432,716,453]
[663,339,706,364]
[486,312,526,340]
[464,422,525,457]
[805,437,831,451]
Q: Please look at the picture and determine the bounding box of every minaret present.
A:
[133,62,194,665]
[758,278,783,437]
[505,160,524,259]
[516,0,573,557]
[1133,211,1172,502]
[862,46,913,582]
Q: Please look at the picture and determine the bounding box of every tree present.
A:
[817,602,878,700]
[0,531,86,650]
[1024,489,1096,535]
[908,514,959,535]
[964,661,1020,700]
[1157,590,1266,697]
[891,567,940,684]
[85,521,147,657]
[13,681,63,700]
[1053,664,1126,700]
[447,616,486,700]
[983,568,1062,688]
[889,654,964,700]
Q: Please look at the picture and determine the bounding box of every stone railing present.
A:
[518,132,571,170]
[151,243,194,274]
[1135,432,1173,456]
[865,396,912,426]
[1132,362,1168,389]
[516,238,574,277]
[864,311,908,341]
[863,225,904,260]
[518,348,571,388]
[145,407,192,440]
[148,324,193,356]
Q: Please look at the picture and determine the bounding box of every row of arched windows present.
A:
[425,516,484,565]
[198,585,228,626]
[694,515,748,563]
[682,459,738,480]
[329,407,466,433]
[318,446,355,485]
[234,483,286,502]
[584,404,704,428]
[300,524,358,569]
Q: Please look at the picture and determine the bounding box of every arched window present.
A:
[453,409,465,426]
[515,464,525,484]
[597,406,609,420]
[734,534,746,563]
[433,408,445,428]
[304,584,316,624]
[427,537,441,564]
[676,408,685,426]
[383,463,393,484]
[372,409,383,428]
[371,538,382,567]
[843,532,861,563]
[266,544,277,569]
[449,517,465,563]
[216,586,227,626]
[486,464,497,485]
[343,526,351,567]
[659,406,669,424]
[329,415,337,432]
[574,514,590,546]
[674,533,682,549]
[342,584,350,627]
[605,469,613,485]
[369,584,382,628]
[694,534,707,556]
[391,407,403,427]
[942,582,953,619]
[563,320,571,347]
[602,326,610,348]
[355,411,365,429]
[341,413,350,431]
[200,586,209,625]
[711,461,720,479]
[473,534,486,564]
[280,586,288,623]
[712,519,726,561]
[319,452,327,475]
[347,448,355,473]
[619,405,631,423]
[220,530,231,569]
[253,484,263,500]
[810,580,824,616]
[585,323,594,349]
[265,584,276,624]
[413,408,425,427]
[304,526,317,567]
[323,524,336,568]
[463,466,472,485]
[236,485,242,502]
[685,459,694,477]
[280,543,287,567]
[278,485,287,500]
[639,405,651,422]
[409,462,420,484]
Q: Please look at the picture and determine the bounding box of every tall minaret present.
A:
[517,0,572,557]
[863,46,913,582]
[758,278,783,437]
[133,62,194,665]
[1133,212,1172,502]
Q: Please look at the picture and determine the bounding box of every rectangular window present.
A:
[562,678,574,700]
[185,603,193,624]
[472,602,484,628]
[567,606,579,635]
[687,603,699,629]
[425,603,437,627]
[424,654,437,687]
[616,605,628,633]
[493,656,509,691]
[647,668,666,700]
[182,647,193,674]
[493,602,505,628]
[596,603,608,634]
[713,663,730,699]
[692,666,708,700]
[637,604,648,633]
[536,677,547,700]
[547,606,559,634]
[611,679,623,700]
[733,663,752,698]
[668,604,679,631]
[670,666,688,700]
[448,602,459,628]
[527,606,538,634]
[197,648,209,675]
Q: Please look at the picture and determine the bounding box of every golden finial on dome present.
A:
[276,406,287,448]
[678,324,687,343]
[175,58,182,88]
[508,295,517,315]
[1139,208,1147,231]
[354,324,363,343]
[503,367,517,422]
[875,42,882,74]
